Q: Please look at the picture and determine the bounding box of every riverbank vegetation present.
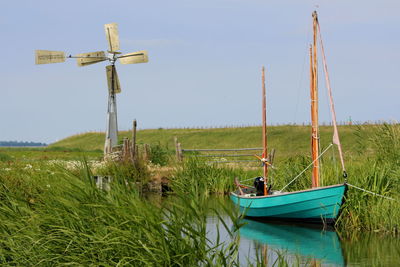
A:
[0,160,247,265]
[0,123,399,264]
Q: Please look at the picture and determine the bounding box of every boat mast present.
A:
[262,66,268,195]
[310,11,320,188]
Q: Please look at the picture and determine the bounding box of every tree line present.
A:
[0,141,47,147]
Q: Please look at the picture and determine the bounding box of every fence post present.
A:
[177,142,183,162]
[131,120,137,163]
[134,144,139,163]
[174,137,183,162]
[122,138,130,161]
[143,144,151,161]
[174,137,179,161]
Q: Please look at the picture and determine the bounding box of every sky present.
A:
[1,0,399,143]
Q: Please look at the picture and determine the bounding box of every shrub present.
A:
[149,143,170,166]
[0,153,12,162]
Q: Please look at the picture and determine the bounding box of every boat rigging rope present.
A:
[317,21,347,180]
[346,183,396,201]
[280,143,333,192]
[240,177,257,183]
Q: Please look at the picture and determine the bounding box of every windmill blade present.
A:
[118,50,149,64]
[104,23,120,52]
[35,50,66,64]
[106,65,121,94]
[75,51,107,67]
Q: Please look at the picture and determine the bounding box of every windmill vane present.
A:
[35,23,149,152]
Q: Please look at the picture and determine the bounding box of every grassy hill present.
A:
[49,124,377,160]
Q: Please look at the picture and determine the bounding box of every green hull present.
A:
[230,184,347,222]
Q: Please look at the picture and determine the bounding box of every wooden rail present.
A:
[174,137,275,166]
[182,147,263,152]
[195,154,261,157]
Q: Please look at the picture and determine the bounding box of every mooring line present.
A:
[346,183,396,201]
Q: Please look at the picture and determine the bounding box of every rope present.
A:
[240,176,260,183]
[317,21,347,176]
[280,143,333,192]
[347,183,396,201]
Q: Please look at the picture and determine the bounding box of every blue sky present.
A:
[1,0,399,143]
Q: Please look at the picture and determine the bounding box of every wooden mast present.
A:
[311,11,320,188]
[262,66,268,195]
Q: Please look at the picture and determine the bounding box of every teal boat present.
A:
[231,184,347,223]
[231,11,348,224]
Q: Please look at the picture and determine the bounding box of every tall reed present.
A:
[171,157,261,196]
[0,160,246,265]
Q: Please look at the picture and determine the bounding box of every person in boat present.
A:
[254,177,265,196]
[254,176,273,196]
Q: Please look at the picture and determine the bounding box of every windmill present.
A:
[35,23,149,152]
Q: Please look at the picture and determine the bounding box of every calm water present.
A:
[205,197,400,266]
[146,193,400,266]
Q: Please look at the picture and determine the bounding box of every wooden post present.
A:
[132,120,137,149]
[177,143,183,161]
[104,138,112,155]
[122,138,126,159]
[135,144,139,163]
[131,119,137,163]
[123,138,130,161]
[174,137,178,159]
[143,144,150,161]
[174,137,183,162]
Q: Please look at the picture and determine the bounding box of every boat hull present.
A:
[230,184,347,223]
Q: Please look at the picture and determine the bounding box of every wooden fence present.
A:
[174,137,275,166]
[104,120,152,164]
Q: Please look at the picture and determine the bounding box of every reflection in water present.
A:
[341,232,400,267]
[240,219,344,266]
[153,195,399,266]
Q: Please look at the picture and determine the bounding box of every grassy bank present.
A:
[0,124,389,164]
[0,146,103,162]
[49,124,379,159]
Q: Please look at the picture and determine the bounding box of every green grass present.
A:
[0,124,399,264]
[0,124,386,164]
[0,121,399,267]
[171,157,261,196]
[49,131,107,151]
[0,146,103,161]
[49,125,378,159]
[0,160,248,265]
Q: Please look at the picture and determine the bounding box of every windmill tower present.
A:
[35,23,149,152]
